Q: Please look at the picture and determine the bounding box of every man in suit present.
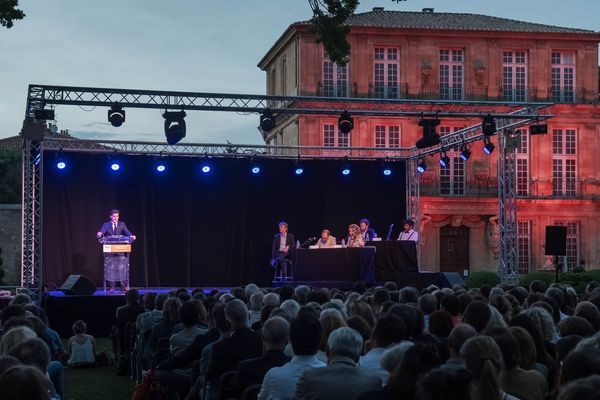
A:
[271,221,295,280]
[359,218,377,242]
[294,327,382,400]
[96,209,136,291]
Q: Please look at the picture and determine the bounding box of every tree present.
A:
[308,0,358,66]
[0,150,21,203]
[0,0,25,29]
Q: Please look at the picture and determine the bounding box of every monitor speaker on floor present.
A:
[435,272,464,288]
[60,274,96,296]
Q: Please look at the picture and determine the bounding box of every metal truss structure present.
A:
[19,85,553,291]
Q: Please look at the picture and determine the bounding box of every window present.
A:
[554,220,580,269]
[374,125,400,148]
[551,52,576,103]
[552,128,577,197]
[439,49,464,100]
[515,128,529,196]
[517,220,531,275]
[502,51,528,101]
[281,57,287,95]
[373,47,400,98]
[323,51,348,97]
[323,123,350,147]
[439,127,465,195]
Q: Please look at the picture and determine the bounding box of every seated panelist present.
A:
[315,229,336,248]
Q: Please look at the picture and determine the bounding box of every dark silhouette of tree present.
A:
[0,0,25,29]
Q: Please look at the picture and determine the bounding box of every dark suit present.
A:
[361,228,377,242]
[271,233,295,277]
[229,349,291,397]
[98,220,133,237]
[206,327,263,382]
[294,356,382,400]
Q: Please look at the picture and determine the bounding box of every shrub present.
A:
[518,271,555,288]
[464,271,500,289]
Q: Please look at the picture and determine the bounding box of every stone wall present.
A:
[0,204,21,286]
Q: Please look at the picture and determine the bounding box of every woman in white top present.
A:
[67,320,96,367]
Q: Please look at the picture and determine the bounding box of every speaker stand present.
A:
[555,256,560,283]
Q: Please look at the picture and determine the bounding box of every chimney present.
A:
[372,7,384,11]
[422,8,434,13]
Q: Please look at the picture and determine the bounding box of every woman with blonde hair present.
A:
[347,224,365,248]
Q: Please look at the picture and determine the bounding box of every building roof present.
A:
[314,9,596,34]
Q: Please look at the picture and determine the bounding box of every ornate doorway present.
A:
[439,225,470,275]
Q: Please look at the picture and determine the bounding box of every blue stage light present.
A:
[251,166,260,174]
[342,168,351,176]
[295,167,304,175]
[56,161,66,170]
[383,168,392,176]
[155,164,166,172]
[111,163,120,171]
[201,165,211,173]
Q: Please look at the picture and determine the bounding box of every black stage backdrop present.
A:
[42,152,406,288]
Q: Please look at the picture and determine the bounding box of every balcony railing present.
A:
[369,83,409,99]
[420,176,498,197]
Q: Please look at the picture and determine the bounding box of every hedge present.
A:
[464,271,500,289]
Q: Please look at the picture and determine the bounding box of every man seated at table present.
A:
[315,229,336,248]
[359,218,377,242]
[398,218,419,242]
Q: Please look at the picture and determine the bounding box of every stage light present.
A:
[416,117,441,149]
[251,166,261,174]
[482,114,496,137]
[295,166,304,175]
[460,144,471,161]
[342,168,351,175]
[107,104,125,127]
[439,151,450,168]
[163,110,187,145]
[260,109,275,132]
[201,165,211,173]
[56,161,66,170]
[338,111,354,134]
[155,164,166,173]
[111,162,120,171]
[382,160,392,176]
[34,109,55,121]
[383,168,392,176]
[483,138,495,155]
[417,158,427,173]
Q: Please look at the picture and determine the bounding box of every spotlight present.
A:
[338,111,354,134]
[56,161,66,170]
[439,151,450,168]
[483,138,495,155]
[482,114,496,137]
[460,144,471,161]
[382,160,392,176]
[260,109,275,132]
[34,109,55,121]
[530,124,548,135]
[417,158,427,173]
[416,117,441,149]
[201,165,211,173]
[383,168,392,176]
[163,110,187,145]
[155,163,166,173]
[111,162,120,171]
[295,166,304,175]
[107,104,125,127]
[251,166,261,174]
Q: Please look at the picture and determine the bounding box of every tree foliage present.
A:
[308,0,359,65]
[0,150,21,203]
[0,0,25,29]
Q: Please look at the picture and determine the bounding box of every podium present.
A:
[99,235,134,292]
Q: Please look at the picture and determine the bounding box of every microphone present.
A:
[386,223,394,241]
[300,237,317,247]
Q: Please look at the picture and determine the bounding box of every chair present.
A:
[273,259,293,281]
[242,384,261,400]
[217,370,238,400]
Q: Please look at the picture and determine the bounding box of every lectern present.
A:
[99,235,133,292]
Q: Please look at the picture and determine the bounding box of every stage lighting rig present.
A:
[108,104,126,127]
[483,137,495,155]
[416,117,441,149]
[338,111,354,134]
[482,114,496,137]
[260,109,275,132]
[439,150,450,168]
[163,110,187,145]
[417,158,427,173]
[460,144,471,161]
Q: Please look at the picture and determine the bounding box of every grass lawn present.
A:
[63,338,135,400]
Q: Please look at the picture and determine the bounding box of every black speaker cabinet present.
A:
[60,274,96,296]
[545,226,567,256]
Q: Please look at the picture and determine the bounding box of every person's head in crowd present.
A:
[489,295,513,323]
[290,315,322,356]
[384,281,398,291]
[219,293,234,303]
[244,283,260,300]
[559,316,594,338]
[187,299,208,324]
[388,304,420,339]
[124,288,140,305]
[346,316,372,344]
[0,326,37,355]
[419,294,438,317]
[249,292,264,312]
[440,294,460,317]
[530,299,555,320]
[230,287,248,304]
[555,335,583,365]
[294,285,311,305]
[331,292,345,302]
[530,280,547,294]
[7,338,50,374]
[9,293,32,306]
[486,305,508,331]
[479,285,491,299]
[504,293,522,316]
[280,299,300,319]
[386,342,442,399]
[0,355,20,376]
[0,365,51,400]
[259,304,277,327]
[296,304,320,321]
[399,287,419,304]
[521,306,556,343]
[447,324,477,359]
[574,301,600,331]
[488,287,504,300]
[484,327,519,371]
[461,301,491,333]
[326,327,363,363]
[372,288,390,314]
[546,286,566,311]
[460,335,504,400]
[142,292,157,311]
[178,291,192,302]
[224,299,249,330]
[162,297,181,324]
[211,302,230,333]
[561,346,600,384]
[538,296,561,324]
[564,286,578,308]
[72,320,87,336]
[575,331,600,352]
[508,286,529,306]
[154,293,168,311]
[509,313,553,367]
[558,375,600,400]
[371,313,406,348]
[508,326,538,370]
[0,305,26,328]
[457,293,472,315]
[353,281,367,294]
[279,285,295,302]
[2,317,34,333]
[322,299,346,318]
[415,367,472,400]
[262,316,289,351]
[380,341,414,372]
[179,301,200,329]
[348,301,376,329]
[306,288,330,305]
[428,310,454,338]
[319,311,347,353]
[263,292,280,307]
[269,307,293,324]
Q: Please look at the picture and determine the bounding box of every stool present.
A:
[273,259,293,281]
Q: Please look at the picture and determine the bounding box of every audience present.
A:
[67,320,96,367]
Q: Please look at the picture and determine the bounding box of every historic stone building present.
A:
[258,8,600,277]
